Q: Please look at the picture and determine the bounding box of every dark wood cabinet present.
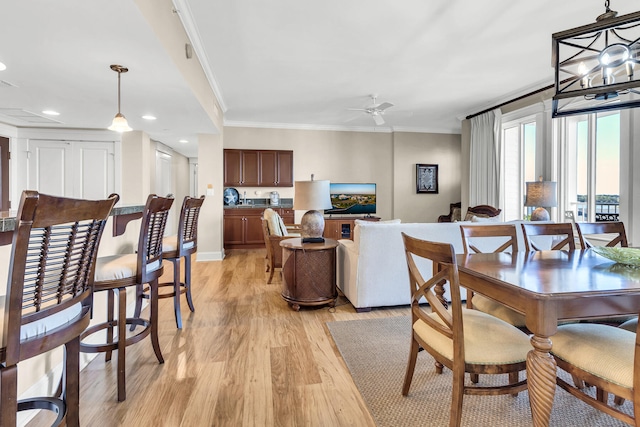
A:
[323,216,380,240]
[224,207,295,249]
[223,208,264,249]
[275,151,293,187]
[223,149,293,187]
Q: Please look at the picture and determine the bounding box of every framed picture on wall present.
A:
[416,164,438,194]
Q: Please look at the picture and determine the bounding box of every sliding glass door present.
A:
[563,112,620,222]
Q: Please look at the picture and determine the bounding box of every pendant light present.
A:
[108,64,132,132]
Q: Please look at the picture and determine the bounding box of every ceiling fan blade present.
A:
[347,108,367,111]
[376,102,394,111]
[373,114,385,125]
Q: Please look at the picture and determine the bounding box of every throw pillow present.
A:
[471,215,500,223]
[452,207,461,222]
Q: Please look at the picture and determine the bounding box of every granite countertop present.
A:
[0,203,145,233]
[224,203,293,209]
[223,198,293,209]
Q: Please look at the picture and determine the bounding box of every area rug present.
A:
[327,316,632,427]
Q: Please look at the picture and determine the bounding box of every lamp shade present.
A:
[293,180,332,211]
[293,179,332,242]
[524,181,557,208]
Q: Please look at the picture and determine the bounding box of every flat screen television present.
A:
[325,183,376,215]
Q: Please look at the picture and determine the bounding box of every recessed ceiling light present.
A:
[179,139,189,144]
[42,110,60,116]
[0,62,6,71]
[142,115,156,120]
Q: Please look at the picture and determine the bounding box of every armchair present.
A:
[437,202,461,223]
[262,209,300,284]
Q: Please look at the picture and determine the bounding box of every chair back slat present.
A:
[137,194,174,283]
[177,196,205,254]
[4,191,117,365]
[575,222,628,248]
[521,223,576,251]
[402,233,462,349]
[460,224,519,254]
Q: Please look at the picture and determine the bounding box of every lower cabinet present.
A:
[224,207,295,249]
[323,216,380,240]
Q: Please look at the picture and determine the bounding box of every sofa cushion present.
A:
[471,215,500,222]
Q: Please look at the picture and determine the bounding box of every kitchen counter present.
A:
[223,198,293,210]
[0,204,145,244]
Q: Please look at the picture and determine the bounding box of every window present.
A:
[563,112,620,222]
[502,119,537,221]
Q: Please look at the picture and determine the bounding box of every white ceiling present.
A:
[1,1,637,158]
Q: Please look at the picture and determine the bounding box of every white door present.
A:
[28,140,115,199]
[156,150,174,234]
[28,140,73,197]
[76,142,115,199]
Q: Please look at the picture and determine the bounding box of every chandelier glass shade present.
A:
[552,3,640,117]
[107,64,132,132]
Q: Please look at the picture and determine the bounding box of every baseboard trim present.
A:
[196,251,224,261]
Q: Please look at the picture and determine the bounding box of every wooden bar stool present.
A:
[157,195,204,329]
[80,194,173,402]
[0,191,117,427]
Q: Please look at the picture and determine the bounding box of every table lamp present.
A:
[524,177,557,221]
[293,175,332,243]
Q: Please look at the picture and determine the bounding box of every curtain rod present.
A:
[465,82,556,120]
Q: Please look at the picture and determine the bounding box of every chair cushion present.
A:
[618,317,637,332]
[162,235,195,252]
[551,323,635,389]
[472,294,527,327]
[0,295,82,348]
[264,208,287,236]
[94,254,161,282]
[413,308,530,365]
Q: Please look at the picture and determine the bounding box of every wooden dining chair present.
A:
[401,233,529,427]
[0,191,117,426]
[576,221,628,249]
[521,222,576,251]
[80,194,173,402]
[551,320,640,425]
[262,208,300,284]
[153,195,205,329]
[459,225,526,329]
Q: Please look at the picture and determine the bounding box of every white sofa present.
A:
[336,219,534,311]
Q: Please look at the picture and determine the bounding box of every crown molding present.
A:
[224,120,461,135]
[172,0,228,113]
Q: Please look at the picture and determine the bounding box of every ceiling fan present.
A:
[348,95,394,125]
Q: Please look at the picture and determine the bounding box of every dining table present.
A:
[457,248,640,427]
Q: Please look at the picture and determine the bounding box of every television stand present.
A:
[323,215,380,240]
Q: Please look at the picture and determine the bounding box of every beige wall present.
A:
[392,132,462,223]
[223,127,461,223]
[197,132,224,259]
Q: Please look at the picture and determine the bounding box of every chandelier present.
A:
[552,1,640,117]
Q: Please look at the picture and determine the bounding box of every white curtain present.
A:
[469,109,502,208]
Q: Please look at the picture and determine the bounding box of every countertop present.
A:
[223,203,293,210]
[0,204,145,233]
[223,198,293,210]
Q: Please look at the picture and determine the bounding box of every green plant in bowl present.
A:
[591,247,640,266]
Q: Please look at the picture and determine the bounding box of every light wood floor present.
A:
[28,248,409,426]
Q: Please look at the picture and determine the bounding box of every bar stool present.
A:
[0,191,117,427]
[80,194,173,402]
[157,195,204,329]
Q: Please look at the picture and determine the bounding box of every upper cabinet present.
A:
[224,149,293,187]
